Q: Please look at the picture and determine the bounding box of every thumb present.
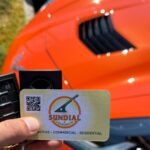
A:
[0,117,40,148]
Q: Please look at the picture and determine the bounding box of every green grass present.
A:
[0,0,25,71]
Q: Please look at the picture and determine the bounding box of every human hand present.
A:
[0,117,62,150]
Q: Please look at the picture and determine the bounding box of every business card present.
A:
[20,90,110,141]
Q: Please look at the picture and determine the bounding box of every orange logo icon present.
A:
[49,95,81,128]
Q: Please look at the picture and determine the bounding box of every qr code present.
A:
[25,96,41,111]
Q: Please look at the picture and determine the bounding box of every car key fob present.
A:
[19,70,62,90]
[0,73,20,121]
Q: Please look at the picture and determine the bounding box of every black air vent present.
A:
[79,15,135,55]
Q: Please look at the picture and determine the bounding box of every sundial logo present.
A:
[49,94,81,128]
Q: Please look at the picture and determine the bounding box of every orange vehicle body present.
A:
[2,0,150,149]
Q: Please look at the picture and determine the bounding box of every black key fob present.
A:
[19,70,62,89]
[0,73,20,121]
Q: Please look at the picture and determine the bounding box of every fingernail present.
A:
[48,140,63,148]
[22,117,40,134]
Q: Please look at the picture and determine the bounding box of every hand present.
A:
[0,117,62,150]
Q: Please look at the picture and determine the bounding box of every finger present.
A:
[0,117,40,148]
[25,140,63,150]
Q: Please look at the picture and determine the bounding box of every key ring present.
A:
[3,144,20,150]
[3,140,34,150]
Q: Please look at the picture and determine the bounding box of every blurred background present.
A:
[0,0,51,70]
[0,0,25,70]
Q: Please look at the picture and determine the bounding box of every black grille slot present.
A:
[79,15,135,55]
